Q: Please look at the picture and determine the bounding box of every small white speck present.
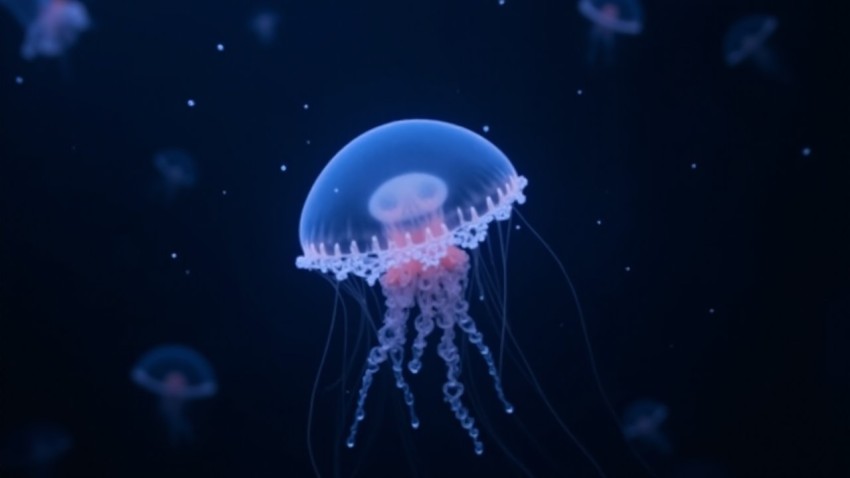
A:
[216,43,224,51]
[478,294,485,301]
[187,99,196,107]
[306,139,311,145]
[499,0,505,5]
[577,89,583,96]
[515,224,521,230]
[222,189,228,196]
[280,164,287,172]
[596,219,603,226]
[184,269,191,275]
[624,266,631,272]
[482,125,490,133]
[690,162,698,170]
[708,308,716,314]
[303,103,309,110]
[170,252,178,259]
[333,187,339,193]
[801,147,811,157]
[15,76,23,85]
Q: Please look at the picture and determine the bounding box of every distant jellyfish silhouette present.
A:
[249,9,280,45]
[622,399,672,455]
[724,15,789,82]
[0,0,90,60]
[0,422,72,477]
[152,149,197,203]
[131,345,217,446]
[577,0,643,65]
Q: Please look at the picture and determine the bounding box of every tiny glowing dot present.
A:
[216,43,224,51]
[306,139,311,145]
[303,103,309,110]
[596,219,603,225]
[333,187,339,193]
[187,99,196,107]
[801,147,811,157]
[708,308,716,314]
[499,0,505,5]
[280,164,287,172]
[690,162,698,170]
[577,89,583,95]
[515,224,521,230]
[482,125,490,133]
[221,189,228,196]
[170,252,178,259]
[15,76,23,85]
[478,294,485,301]
[624,266,631,272]
[184,269,191,275]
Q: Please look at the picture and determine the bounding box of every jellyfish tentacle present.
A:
[346,276,419,448]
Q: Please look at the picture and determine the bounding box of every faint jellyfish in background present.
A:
[0,0,91,60]
[0,422,72,477]
[724,15,789,82]
[131,345,217,446]
[249,9,280,45]
[622,399,672,455]
[577,0,643,65]
[151,149,197,203]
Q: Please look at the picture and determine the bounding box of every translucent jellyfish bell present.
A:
[577,0,643,65]
[622,399,671,455]
[131,345,217,446]
[0,0,91,60]
[296,118,527,286]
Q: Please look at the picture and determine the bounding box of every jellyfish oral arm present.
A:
[346,248,513,456]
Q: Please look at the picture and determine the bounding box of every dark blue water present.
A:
[0,0,845,477]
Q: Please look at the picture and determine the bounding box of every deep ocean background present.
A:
[0,0,847,477]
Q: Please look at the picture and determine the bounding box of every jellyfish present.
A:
[0,422,72,477]
[131,345,217,446]
[297,118,530,462]
[577,0,643,65]
[724,15,788,81]
[622,399,672,455]
[151,149,197,203]
[249,9,280,45]
[0,0,90,60]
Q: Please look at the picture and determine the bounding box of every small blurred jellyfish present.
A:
[249,9,280,45]
[131,345,217,446]
[622,399,672,455]
[151,149,197,203]
[0,0,90,60]
[724,15,789,82]
[0,422,72,477]
[577,0,643,65]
